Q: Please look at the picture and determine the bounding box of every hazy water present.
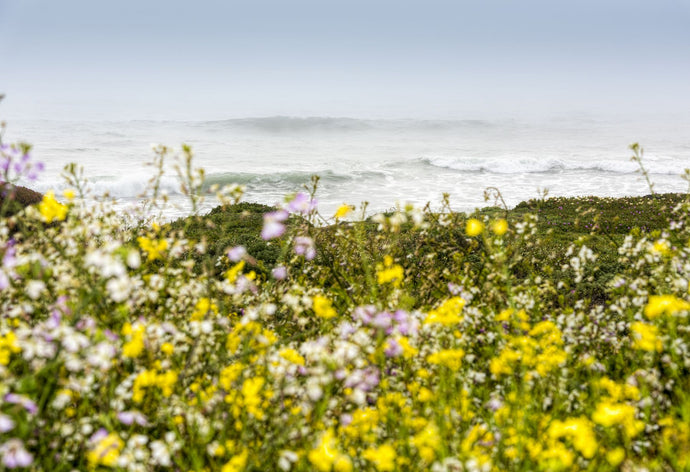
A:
[8,116,690,219]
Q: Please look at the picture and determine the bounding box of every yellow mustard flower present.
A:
[363,444,396,472]
[308,429,352,472]
[644,295,690,319]
[0,331,21,366]
[376,255,404,287]
[313,295,337,319]
[334,204,354,219]
[87,432,124,468]
[137,236,168,261]
[631,321,662,352]
[424,297,465,325]
[38,190,68,222]
[465,218,484,237]
[491,218,509,236]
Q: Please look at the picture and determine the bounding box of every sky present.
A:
[1,0,690,120]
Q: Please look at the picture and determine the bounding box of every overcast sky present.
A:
[1,0,689,120]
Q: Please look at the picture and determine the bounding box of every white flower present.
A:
[0,413,15,433]
[25,280,45,300]
[107,276,131,302]
[150,440,171,467]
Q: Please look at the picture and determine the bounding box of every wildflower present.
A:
[122,323,145,358]
[376,256,404,287]
[261,210,288,240]
[294,236,316,260]
[424,297,465,325]
[313,295,337,319]
[287,192,317,214]
[272,265,287,280]
[0,414,14,433]
[191,297,218,321]
[225,260,245,283]
[547,417,598,459]
[222,450,248,472]
[644,295,690,319]
[606,448,625,467]
[87,430,124,468]
[631,321,662,352]
[363,444,396,471]
[0,332,21,365]
[491,218,509,235]
[465,218,484,237]
[38,190,67,222]
[592,401,644,438]
[137,236,168,261]
[427,348,465,370]
[334,204,354,220]
[227,245,246,262]
[0,439,33,469]
[308,429,352,472]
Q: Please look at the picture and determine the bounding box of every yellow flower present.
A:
[548,417,598,459]
[363,444,396,471]
[0,331,21,365]
[191,297,218,321]
[592,401,644,438]
[87,432,124,468]
[308,429,351,472]
[38,190,68,222]
[225,261,245,283]
[221,450,248,472]
[313,295,337,319]
[376,255,404,287]
[424,297,465,325]
[334,204,354,219]
[427,348,465,370]
[465,218,484,237]
[137,236,168,261]
[279,348,305,365]
[491,218,509,236]
[631,321,662,352]
[122,324,145,358]
[644,295,690,319]
[63,188,76,200]
[606,448,625,467]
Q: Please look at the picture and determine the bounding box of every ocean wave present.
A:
[203,169,389,188]
[418,156,682,175]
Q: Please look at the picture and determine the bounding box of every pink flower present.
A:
[261,210,288,240]
[294,236,316,260]
[271,266,288,280]
[0,439,33,468]
[287,192,317,214]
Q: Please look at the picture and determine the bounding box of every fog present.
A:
[1,0,689,121]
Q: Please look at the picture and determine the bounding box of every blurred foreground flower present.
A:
[261,210,288,240]
[38,190,67,222]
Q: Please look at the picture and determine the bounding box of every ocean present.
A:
[8,116,690,220]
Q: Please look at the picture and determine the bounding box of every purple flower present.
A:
[353,305,377,324]
[261,210,288,240]
[293,236,316,260]
[371,311,393,330]
[117,410,150,427]
[384,338,403,358]
[287,192,317,214]
[0,439,33,468]
[271,265,287,280]
[227,246,246,262]
[4,394,38,415]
